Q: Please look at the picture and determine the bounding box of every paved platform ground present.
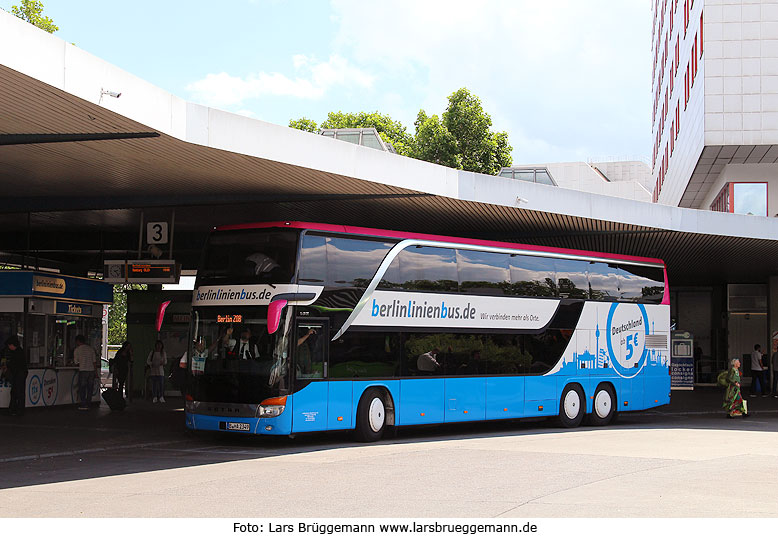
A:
[1,389,777,518]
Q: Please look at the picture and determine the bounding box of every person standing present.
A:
[724,358,747,418]
[112,341,132,399]
[146,340,166,403]
[4,336,28,416]
[750,344,767,397]
[74,335,99,411]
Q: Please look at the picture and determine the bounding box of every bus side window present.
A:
[457,250,510,296]
[508,254,556,297]
[296,321,327,379]
[398,246,458,292]
[588,262,619,301]
[619,264,665,303]
[554,259,589,299]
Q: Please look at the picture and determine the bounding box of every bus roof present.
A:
[216,221,666,267]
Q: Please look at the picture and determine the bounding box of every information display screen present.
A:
[103,260,180,284]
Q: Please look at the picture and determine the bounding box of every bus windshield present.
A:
[197,229,299,286]
[188,307,291,404]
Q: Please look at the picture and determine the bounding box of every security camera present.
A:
[100,88,122,100]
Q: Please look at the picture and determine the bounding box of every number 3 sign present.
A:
[147,222,168,245]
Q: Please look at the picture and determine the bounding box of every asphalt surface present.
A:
[1,388,777,518]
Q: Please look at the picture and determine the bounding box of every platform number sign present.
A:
[147,222,168,245]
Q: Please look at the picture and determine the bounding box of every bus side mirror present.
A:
[267,299,288,334]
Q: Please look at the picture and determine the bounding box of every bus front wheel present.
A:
[356,388,386,442]
[587,384,616,426]
[558,384,585,428]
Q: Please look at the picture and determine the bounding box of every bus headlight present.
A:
[259,396,287,418]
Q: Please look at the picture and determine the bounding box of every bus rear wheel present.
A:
[587,384,616,426]
[355,388,386,442]
[558,384,585,428]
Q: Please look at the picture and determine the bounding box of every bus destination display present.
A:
[216,314,243,324]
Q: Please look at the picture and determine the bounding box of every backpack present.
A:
[716,370,729,387]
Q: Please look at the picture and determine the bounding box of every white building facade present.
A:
[652,0,778,215]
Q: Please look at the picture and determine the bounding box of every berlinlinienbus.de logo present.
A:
[194,287,272,302]
[371,298,477,320]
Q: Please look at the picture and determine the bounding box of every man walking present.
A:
[74,335,99,410]
[750,343,767,397]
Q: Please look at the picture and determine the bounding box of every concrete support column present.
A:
[768,277,778,395]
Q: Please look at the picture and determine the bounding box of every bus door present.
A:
[291,318,329,432]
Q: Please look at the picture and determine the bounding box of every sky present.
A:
[8,0,652,165]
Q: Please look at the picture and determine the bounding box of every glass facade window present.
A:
[497,168,556,186]
[710,182,768,217]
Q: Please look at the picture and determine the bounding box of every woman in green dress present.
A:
[723,358,747,418]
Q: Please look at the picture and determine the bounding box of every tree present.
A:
[108,284,146,345]
[288,117,318,133]
[410,110,460,169]
[11,0,58,33]
[288,88,513,174]
[437,88,512,175]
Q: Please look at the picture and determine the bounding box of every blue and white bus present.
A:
[185,222,670,440]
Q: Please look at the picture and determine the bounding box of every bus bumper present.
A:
[185,408,293,435]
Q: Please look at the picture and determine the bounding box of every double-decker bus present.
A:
[185,221,670,441]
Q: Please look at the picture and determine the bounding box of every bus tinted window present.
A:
[507,254,557,297]
[298,234,327,283]
[199,230,298,285]
[588,262,619,301]
[402,330,572,377]
[299,234,393,288]
[330,331,400,378]
[457,250,510,295]
[327,236,394,288]
[619,264,665,303]
[398,246,458,292]
[555,259,589,299]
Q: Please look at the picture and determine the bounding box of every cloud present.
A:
[328,0,651,163]
[186,54,375,109]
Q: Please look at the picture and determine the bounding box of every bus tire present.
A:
[355,388,386,442]
[588,384,616,426]
[558,384,585,428]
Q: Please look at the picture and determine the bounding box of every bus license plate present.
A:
[227,422,251,432]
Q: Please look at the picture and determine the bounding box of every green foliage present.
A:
[438,88,513,175]
[410,110,460,168]
[289,88,512,174]
[288,117,318,133]
[107,284,146,345]
[11,0,58,33]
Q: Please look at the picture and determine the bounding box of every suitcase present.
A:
[101,388,126,411]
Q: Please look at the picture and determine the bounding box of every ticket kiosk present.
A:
[0,271,112,408]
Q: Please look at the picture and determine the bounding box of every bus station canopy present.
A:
[1,11,778,285]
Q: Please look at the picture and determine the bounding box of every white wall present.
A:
[704,0,778,147]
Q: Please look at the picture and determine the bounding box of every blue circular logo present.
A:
[28,374,42,405]
[606,303,650,379]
